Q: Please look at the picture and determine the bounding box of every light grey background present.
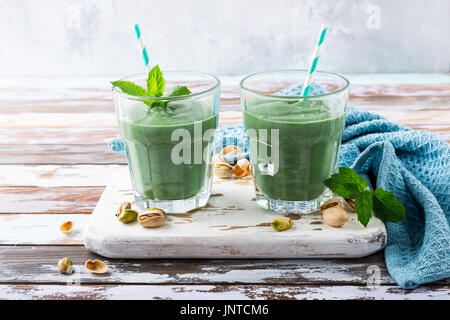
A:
[1,0,449,77]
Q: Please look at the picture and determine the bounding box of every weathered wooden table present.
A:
[0,74,449,300]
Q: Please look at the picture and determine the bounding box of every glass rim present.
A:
[112,71,221,101]
[239,69,350,100]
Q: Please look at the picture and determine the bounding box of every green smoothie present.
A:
[244,99,345,201]
[119,100,217,200]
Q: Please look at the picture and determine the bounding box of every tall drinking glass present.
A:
[240,70,350,214]
[113,72,220,213]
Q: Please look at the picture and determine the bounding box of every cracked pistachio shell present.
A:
[221,145,243,157]
[233,158,250,178]
[57,257,73,274]
[118,209,138,223]
[85,259,108,274]
[60,221,74,235]
[271,217,293,231]
[215,163,233,179]
[116,202,131,217]
[320,198,341,211]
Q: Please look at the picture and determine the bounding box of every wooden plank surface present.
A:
[0,74,448,299]
[0,165,123,187]
[1,284,448,300]
[0,187,103,214]
[0,246,394,285]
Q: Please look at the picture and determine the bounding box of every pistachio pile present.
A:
[214,146,250,179]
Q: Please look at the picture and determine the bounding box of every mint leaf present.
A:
[167,85,191,97]
[324,167,367,199]
[355,189,373,227]
[111,80,154,108]
[111,81,148,97]
[147,65,165,97]
[372,188,406,223]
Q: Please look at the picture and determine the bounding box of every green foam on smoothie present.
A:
[246,99,338,122]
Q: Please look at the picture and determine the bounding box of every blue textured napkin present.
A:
[109,83,450,289]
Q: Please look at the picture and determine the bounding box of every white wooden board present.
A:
[84,167,386,259]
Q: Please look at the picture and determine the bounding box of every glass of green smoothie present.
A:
[113,71,220,213]
[240,70,350,214]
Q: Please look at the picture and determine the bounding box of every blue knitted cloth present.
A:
[109,83,450,288]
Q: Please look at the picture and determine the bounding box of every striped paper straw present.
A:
[134,24,150,72]
[301,24,328,97]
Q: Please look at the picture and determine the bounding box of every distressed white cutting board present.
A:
[84,167,386,259]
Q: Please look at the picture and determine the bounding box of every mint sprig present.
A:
[111,65,191,108]
[324,167,406,227]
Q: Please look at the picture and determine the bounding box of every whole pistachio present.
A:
[118,209,138,223]
[138,208,166,228]
[320,198,349,227]
[271,217,293,231]
[116,202,132,217]
[57,257,73,274]
[215,163,233,179]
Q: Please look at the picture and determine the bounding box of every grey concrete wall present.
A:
[1,0,448,77]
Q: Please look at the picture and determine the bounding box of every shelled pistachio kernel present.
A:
[138,208,166,228]
[118,209,138,223]
[271,217,293,231]
[116,201,131,217]
[57,257,73,274]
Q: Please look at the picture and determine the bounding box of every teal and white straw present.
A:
[301,24,328,97]
[134,24,150,72]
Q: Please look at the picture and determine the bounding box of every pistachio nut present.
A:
[85,259,108,274]
[271,217,293,231]
[57,257,73,274]
[320,198,341,211]
[138,208,166,228]
[116,201,131,217]
[214,163,233,179]
[59,221,74,235]
[118,209,138,223]
[233,158,250,178]
[320,198,349,227]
